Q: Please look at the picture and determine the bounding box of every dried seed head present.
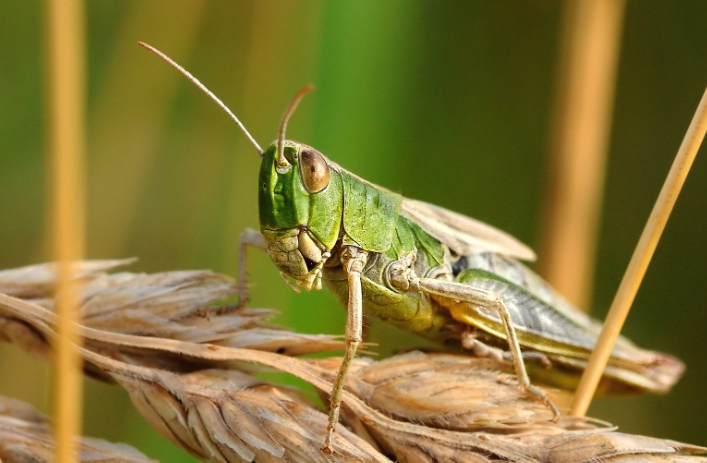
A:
[115,368,387,463]
[0,261,706,463]
[0,396,157,463]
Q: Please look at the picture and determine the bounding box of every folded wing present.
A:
[401,198,536,261]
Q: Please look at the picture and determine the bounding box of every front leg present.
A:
[323,245,368,454]
[237,228,267,307]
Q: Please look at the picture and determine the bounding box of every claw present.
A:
[322,423,335,454]
[525,384,561,422]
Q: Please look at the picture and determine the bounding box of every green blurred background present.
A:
[1,1,707,460]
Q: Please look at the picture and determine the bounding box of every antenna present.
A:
[276,85,314,171]
[138,42,263,155]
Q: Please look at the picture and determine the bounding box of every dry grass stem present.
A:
[45,0,87,461]
[0,396,156,463]
[0,261,705,462]
[571,83,707,416]
[539,0,626,309]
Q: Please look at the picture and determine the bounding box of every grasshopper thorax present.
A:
[258,141,343,289]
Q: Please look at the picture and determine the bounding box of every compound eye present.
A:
[300,149,330,193]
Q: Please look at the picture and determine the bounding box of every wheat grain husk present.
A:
[0,260,705,462]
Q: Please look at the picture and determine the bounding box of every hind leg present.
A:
[388,265,560,420]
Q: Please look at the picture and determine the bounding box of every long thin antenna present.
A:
[276,85,314,170]
[138,42,263,155]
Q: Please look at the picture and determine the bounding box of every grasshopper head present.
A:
[258,141,343,289]
[138,45,339,290]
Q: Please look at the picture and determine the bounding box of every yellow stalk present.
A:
[570,83,707,416]
[539,0,626,309]
[45,0,87,462]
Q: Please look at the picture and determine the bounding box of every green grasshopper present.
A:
[141,43,684,454]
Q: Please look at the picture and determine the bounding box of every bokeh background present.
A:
[1,1,707,461]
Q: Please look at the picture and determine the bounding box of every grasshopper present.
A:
[140,43,685,454]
